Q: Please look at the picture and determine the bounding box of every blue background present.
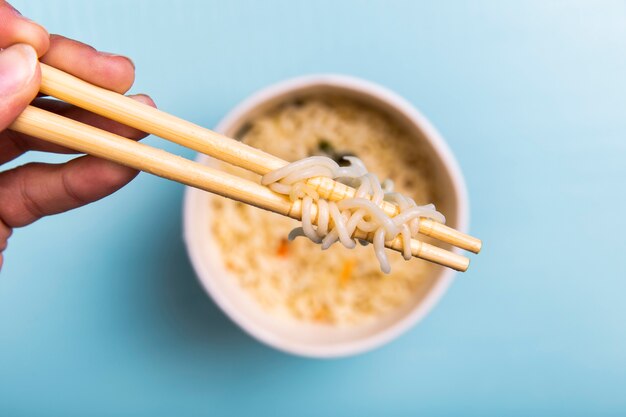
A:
[2,0,626,415]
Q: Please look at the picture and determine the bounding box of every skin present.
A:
[0,0,156,270]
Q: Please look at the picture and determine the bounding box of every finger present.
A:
[0,218,10,252]
[41,34,135,94]
[0,1,49,56]
[0,156,139,228]
[0,43,40,130]
[0,94,156,164]
[0,216,10,270]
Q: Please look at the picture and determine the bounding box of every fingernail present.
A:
[99,51,135,69]
[0,44,38,97]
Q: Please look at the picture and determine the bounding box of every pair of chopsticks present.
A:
[9,64,482,272]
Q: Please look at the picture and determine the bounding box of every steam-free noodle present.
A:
[261,156,444,273]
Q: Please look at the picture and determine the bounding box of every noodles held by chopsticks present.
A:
[262,156,445,273]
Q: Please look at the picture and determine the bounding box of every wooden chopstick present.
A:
[9,106,470,272]
[37,63,482,254]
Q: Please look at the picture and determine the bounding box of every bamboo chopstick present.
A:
[37,63,482,254]
[10,105,470,272]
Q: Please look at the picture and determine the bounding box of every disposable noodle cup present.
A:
[183,75,469,358]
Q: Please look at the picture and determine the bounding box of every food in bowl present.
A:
[208,95,444,326]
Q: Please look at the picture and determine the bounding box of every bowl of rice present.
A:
[183,75,469,357]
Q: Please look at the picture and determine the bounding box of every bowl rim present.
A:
[183,74,469,358]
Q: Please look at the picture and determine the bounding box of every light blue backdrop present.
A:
[2,1,625,415]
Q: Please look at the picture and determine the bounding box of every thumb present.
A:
[0,43,40,130]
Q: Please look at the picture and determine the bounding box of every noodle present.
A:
[262,156,445,274]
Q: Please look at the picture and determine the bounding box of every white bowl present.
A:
[183,75,469,358]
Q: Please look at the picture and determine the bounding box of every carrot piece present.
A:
[276,238,289,257]
[338,259,355,287]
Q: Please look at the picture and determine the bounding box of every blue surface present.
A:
[2,1,626,415]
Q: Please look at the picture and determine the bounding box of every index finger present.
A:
[40,34,136,94]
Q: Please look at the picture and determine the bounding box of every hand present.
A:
[0,1,156,270]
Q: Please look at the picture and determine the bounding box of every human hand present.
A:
[0,0,156,270]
